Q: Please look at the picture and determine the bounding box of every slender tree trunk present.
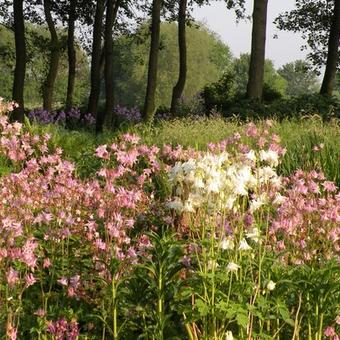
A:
[246,0,268,100]
[170,0,187,115]
[43,0,61,111]
[96,0,120,133]
[87,0,105,118]
[143,0,162,122]
[66,0,77,111]
[12,0,26,122]
[320,0,340,96]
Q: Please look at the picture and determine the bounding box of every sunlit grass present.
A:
[15,115,340,184]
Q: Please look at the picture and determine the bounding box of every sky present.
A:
[192,0,309,68]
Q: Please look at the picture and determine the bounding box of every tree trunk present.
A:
[43,0,61,111]
[87,0,105,118]
[66,0,77,111]
[320,0,340,96]
[12,0,26,122]
[170,0,187,115]
[96,0,120,133]
[143,0,162,122]
[246,0,268,100]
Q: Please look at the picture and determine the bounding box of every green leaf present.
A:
[195,299,209,317]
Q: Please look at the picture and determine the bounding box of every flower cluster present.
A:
[28,108,95,126]
[167,148,282,215]
[0,103,160,338]
[114,105,142,123]
[46,319,79,340]
[270,170,339,264]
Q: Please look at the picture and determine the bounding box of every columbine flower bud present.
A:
[225,330,233,340]
[267,280,276,291]
[238,238,252,251]
[227,262,240,272]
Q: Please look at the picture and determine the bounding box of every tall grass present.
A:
[8,116,340,184]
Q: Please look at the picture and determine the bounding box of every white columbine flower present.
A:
[225,331,233,340]
[246,150,256,162]
[246,227,260,243]
[166,198,183,212]
[238,238,252,251]
[259,150,279,167]
[227,262,241,272]
[249,193,268,213]
[182,159,196,174]
[267,280,276,291]
[221,237,235,250]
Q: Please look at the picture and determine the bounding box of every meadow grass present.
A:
[7,115,339,184]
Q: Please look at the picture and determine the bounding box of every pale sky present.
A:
[192,0,309,68]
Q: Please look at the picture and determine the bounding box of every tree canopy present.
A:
[112,21,233,108]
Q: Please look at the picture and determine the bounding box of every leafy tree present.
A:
[0,26,15,100]
[65,0,77,111]
[113,21,232,109]
[87,0,105,118]
[42,0,63,111]
[0,24,89,108]
[275,0,340,96]
[143,0,163,121]
[320,0,340,96]
[232,53,287,96]
[247,0,269,100]
[12,0,26,121]
[97,0,121,133]
[278,60,319,97]
[170,0,188,115]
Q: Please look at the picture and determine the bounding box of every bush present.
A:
[227,94,340,120]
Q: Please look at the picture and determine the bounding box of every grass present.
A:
[3,115,339,184]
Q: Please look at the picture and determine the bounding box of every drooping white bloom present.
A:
[258,166,277,183]
[166,198,183,212]
[238,238,252,251]
[193,177,204,189]
[273,193,286,205]
[245,150,256,162]
[267,280,276,291]
[250,193,268,213]
[225,331,233,340]
[207,260,219,270]
[227,262,241,272]
[182,159,196,174]
[221,237,235,250]
[207,179,221,193]
[259,150,279,167]
[246,227,260,243]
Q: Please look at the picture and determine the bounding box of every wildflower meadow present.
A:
[0,98,339,339]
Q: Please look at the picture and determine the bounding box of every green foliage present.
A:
[275,0,337,69]
[0,24,90,109]
[112,21,232,109]
[22,114,339,185]
[225,93,339,122]
[231,53,287,96]
[200,53,289,113]
[278,60,320,97]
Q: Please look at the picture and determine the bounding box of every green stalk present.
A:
[111,279,118,340]
[158,265,164,340]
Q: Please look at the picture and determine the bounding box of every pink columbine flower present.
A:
[34,308,46,317]
[43,258,52,268]
[6,323,17,340]
[323,181,337,192]
[57,277,68,286]
[95,145,109,159]
[25,273,37,288]
[6,267,19,288]
[324,326,336,337]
